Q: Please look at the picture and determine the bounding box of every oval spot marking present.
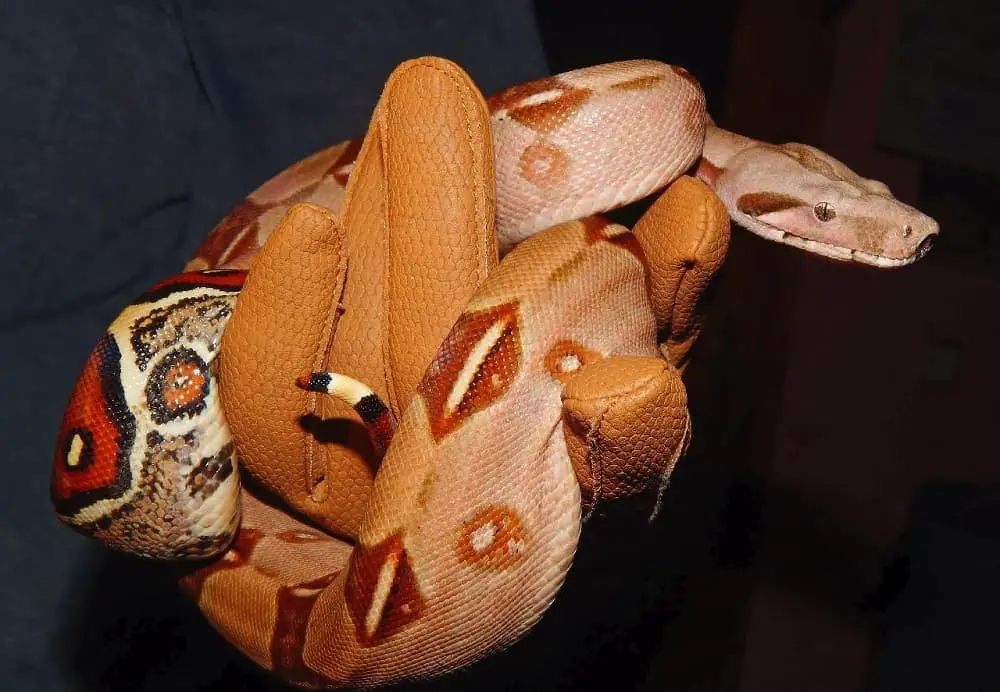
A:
[544,340,603,384]
[518,142,569,188]
[163,360,206,410]
[146,348,210,424]
[457,505,528,571]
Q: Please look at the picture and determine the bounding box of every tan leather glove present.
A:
[217,58,498,540]
[176,57,729,687]
[562,176,730,514]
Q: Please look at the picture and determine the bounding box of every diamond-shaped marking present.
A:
[489,77,593,135]
[344,533,424,646]
[417,302,522,442]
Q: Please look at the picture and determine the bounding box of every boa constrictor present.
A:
[50,59,939,687]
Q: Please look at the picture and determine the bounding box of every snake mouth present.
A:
[744,220,935,269]
[735,196,937,268]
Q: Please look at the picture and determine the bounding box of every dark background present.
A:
[2,1,997,690]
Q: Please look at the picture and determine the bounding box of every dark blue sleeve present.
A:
[0,2,546,689]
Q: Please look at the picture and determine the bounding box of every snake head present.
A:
[51,270,246,560]
[717,142,939,267]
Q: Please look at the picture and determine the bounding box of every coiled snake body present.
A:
[50,60,938,687]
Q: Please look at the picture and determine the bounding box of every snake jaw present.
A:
[740,215,934,268]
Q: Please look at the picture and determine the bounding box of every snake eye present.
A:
[146,348,210,424]
[813,201,836,222]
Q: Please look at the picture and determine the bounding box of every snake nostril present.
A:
[914,234,935,261]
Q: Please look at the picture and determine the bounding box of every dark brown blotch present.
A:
[547,218,646,286]
[778,143,855,185]
[737,192,808,217]
[184,442,234,499]
[489,77,593,134]
[610,75,664,91]
[488,76,562,112]
[854,217,889,255]
[695,157,723,186]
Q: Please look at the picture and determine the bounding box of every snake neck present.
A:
[695,124,758,185]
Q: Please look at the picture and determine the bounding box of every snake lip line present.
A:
[749,222,929,269]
